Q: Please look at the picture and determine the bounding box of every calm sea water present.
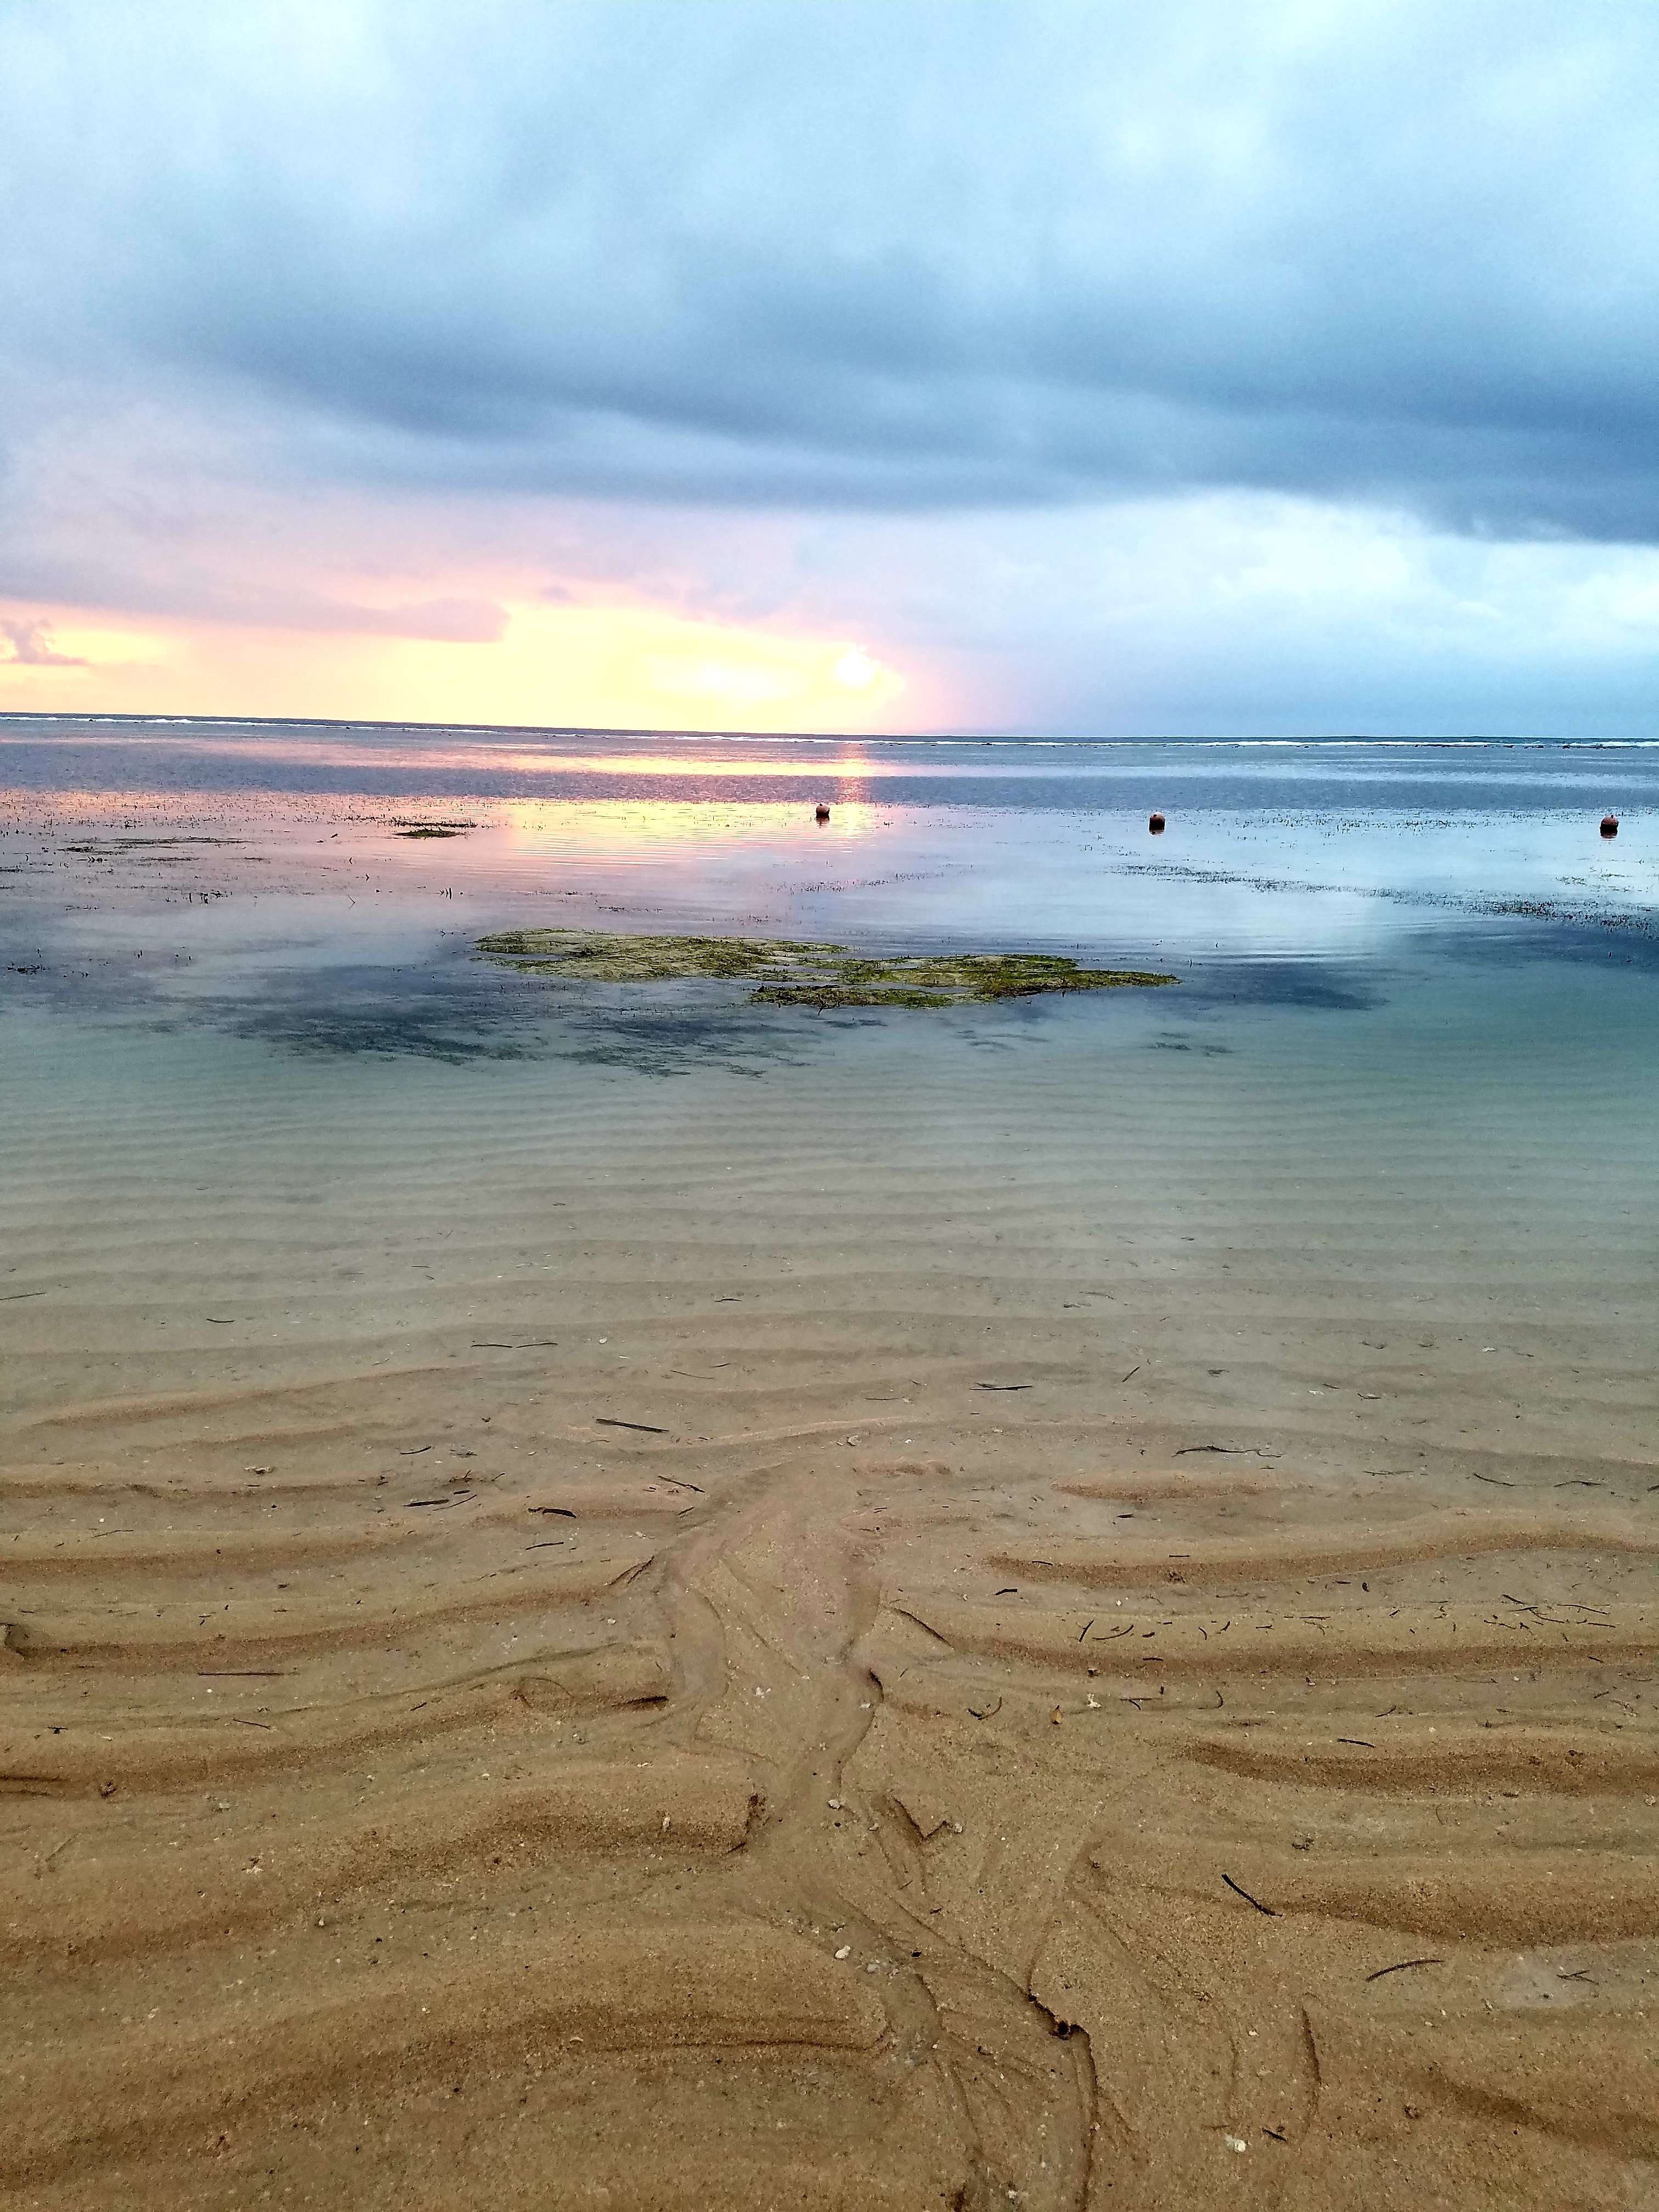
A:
[0,717,1654,1099]
[2,718,1657,1143]
[3,721,1655,1034]
[3,716,1655,1452]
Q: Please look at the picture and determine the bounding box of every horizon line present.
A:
[0,710,1636,747]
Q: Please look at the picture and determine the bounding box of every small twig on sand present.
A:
[596,1417,669,1434]
[1222,1874,1278,1916]
[1176,1444,1283,1458]
[1365,1957,1444,1982]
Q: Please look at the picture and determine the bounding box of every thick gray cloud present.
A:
[4,0,1658,538]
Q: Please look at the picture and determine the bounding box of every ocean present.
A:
[4,715,1654,1457]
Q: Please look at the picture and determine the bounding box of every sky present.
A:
[3,0,1658,736]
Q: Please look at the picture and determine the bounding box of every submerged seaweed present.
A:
[476,928,1178,1006]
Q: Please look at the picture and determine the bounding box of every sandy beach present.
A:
[4,978,1657,2210]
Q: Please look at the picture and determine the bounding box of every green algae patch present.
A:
[393,817,477,838]
[477,929,1177,1007]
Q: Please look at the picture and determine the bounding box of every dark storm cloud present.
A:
[4,0,1658,537]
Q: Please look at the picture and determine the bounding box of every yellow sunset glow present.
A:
[54,622,177,663]
[0,596,910,733]
[481,604,906,729]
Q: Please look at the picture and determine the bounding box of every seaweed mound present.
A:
[476,929,1177,1007]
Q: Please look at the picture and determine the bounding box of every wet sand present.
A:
[4,1014,1657,2210]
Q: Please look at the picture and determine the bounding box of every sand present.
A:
[3,1021,1657,2211]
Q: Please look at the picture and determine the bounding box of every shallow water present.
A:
[3,721,1656,1019]
[3,716,1656,1356]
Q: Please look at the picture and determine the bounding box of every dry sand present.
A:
[3,1040,1657,2209]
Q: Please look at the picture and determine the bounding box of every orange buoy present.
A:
[815,803,831,822]
[1601,813,1620,837]
[1148,811,1166,834]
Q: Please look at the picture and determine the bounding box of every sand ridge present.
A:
[7,1362,1658,2207]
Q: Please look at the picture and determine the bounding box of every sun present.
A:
[832,646,880,690]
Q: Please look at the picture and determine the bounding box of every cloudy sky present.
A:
[3,0,1658,733]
